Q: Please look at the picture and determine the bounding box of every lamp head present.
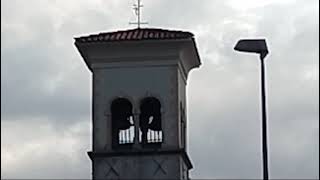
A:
[234,39,269,59]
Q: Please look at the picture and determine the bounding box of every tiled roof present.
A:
[75,28,194,43]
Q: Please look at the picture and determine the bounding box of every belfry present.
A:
[75,27,201,179]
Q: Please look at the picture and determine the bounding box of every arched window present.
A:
[139,97,163,146]
[111,98,134,148]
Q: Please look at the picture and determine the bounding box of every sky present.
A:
[1,0,319,179]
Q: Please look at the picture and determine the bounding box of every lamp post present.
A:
[234,39,269,180]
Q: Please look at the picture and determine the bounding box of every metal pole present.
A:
[137,0,141,28]
[260,56,269,180]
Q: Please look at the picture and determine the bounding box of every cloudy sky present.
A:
[1,0,319,179]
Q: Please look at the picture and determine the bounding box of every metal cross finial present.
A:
[129,0,148,28]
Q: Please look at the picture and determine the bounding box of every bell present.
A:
[113,114,132,130]
[148,114,161,131]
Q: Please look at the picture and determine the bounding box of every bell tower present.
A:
[75,28,201,179]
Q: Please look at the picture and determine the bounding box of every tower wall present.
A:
[75,28,201,180]
[92,153,188,179]
[92,64,180,152]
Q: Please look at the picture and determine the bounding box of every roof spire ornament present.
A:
[129,0,148,28]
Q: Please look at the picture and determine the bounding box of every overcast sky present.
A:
[1,0,319,179]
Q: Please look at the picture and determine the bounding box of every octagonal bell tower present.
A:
[75,28,201,179]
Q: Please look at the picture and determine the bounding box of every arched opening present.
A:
[139,97,163,146]
[111,98,134,148]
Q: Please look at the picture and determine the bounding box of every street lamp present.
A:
[234,39,269,180]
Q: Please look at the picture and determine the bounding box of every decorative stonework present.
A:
[152,156,167,176]
[105,158,120,178]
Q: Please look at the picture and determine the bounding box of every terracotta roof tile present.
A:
[75,28,194,43]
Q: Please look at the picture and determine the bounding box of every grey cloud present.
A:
[2,119,91,179]
[186,0,318,178]
[1,0,318,179]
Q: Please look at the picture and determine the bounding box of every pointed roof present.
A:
[75,28,194,43]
